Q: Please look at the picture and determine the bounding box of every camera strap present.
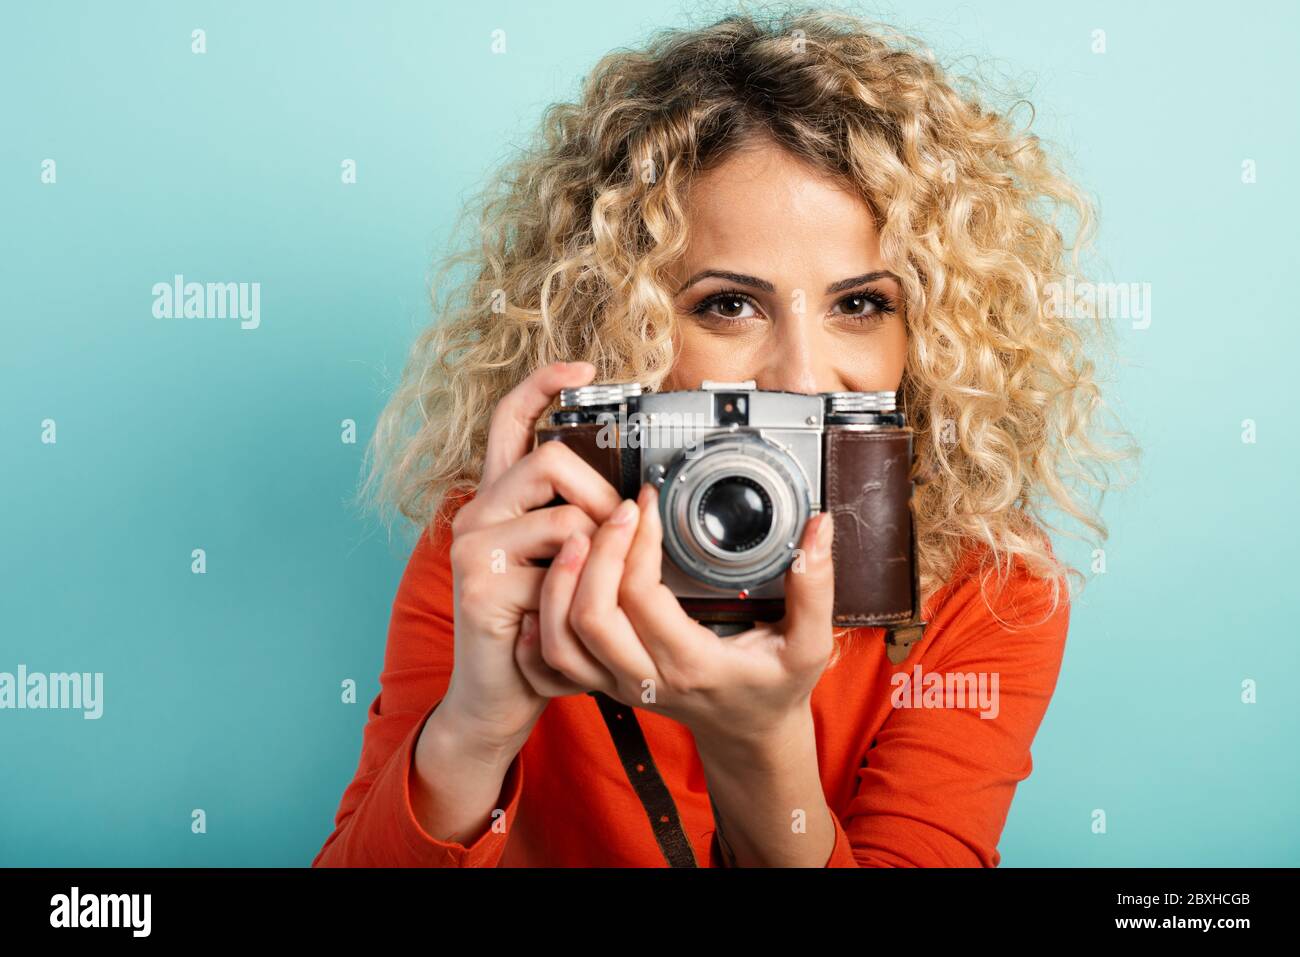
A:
[587,690,699,867]
[585,621,924,865]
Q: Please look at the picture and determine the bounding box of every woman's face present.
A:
[664,142,907,395]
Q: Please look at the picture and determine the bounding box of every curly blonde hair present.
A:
[362,4,1139,626]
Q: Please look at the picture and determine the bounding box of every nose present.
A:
[751,317,838,394]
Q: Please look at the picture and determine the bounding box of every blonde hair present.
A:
[362,4,1139,627]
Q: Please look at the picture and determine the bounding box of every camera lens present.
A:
[697,476,772,552]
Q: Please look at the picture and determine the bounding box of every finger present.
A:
[514,610,593,698]
[482,361,597,485]
[473,439,622,528]
[452,565,549,635]
[568,499,658,681]
[620,483,711,672]
[535,532,619,693]
[458,504,599,566]
[780,511,836,666]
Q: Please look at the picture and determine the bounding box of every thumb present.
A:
[782,511,836,654]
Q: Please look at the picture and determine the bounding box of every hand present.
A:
[430,361,623,758]
[515,481,838,752]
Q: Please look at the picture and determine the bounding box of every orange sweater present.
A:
[313,504,1069,868]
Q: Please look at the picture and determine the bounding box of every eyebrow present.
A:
[674,269,899,296]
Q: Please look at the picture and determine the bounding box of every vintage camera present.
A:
[536,380,926,650]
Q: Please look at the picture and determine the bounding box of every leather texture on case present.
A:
[536,423,621,493]
[824,428,918,627]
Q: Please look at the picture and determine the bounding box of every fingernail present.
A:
[610,499,639,526]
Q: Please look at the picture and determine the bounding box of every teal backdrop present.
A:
[2,0,1297,866]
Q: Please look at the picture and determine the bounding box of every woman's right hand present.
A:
[427,361,624,760]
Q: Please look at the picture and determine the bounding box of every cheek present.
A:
[882,316,909,374]
[666,324,761,387]
[829,316,909,388]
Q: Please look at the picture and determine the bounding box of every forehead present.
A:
[678,144,882,272]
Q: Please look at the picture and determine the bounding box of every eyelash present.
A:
[690,287,897,328]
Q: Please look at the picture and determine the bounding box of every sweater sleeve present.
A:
[706,556,1070,868]
[313,504,523,867]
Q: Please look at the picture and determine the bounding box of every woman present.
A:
[313,8,1133,867]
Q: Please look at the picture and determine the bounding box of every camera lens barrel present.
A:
[658,433,810,591]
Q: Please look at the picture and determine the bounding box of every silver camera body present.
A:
[634,382,825,601]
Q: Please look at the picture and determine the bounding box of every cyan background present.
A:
[2,0,1296,866]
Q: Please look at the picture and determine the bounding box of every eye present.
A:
[687,286,899,329]
[831,289,896,324]
[690,290,761,326]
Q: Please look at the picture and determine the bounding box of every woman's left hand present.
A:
[514,481,837,751]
